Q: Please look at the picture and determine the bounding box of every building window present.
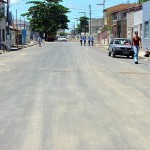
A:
[2,29,5,41]
[144,21,149,39]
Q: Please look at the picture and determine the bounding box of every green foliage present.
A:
[59,32,67,36]
[21,0,70,35]
[77,16,89,34]
[138,0,149,4]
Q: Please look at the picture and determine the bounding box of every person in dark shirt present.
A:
[80,36,83,46]
[83,36,86,46]
[88,36,91,46]
[132,31,142,64]
[91,37,94,46]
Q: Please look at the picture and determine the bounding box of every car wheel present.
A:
[112,51,115,57]
[108,51,111,56]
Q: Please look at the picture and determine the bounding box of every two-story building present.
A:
[103,3,140,44]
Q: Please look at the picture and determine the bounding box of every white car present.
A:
[108,38,134,58]
[58,36,67,42]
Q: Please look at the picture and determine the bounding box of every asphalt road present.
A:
[0,42,150,150]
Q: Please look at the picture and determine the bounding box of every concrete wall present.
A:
[127,10,143,40]
[126,12,133,40]
[10,30,16,46]
[134,10,143,38]
[143,1,150,50]
[0,18,6,48]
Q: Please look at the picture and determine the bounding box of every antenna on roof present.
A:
[127,0,130,13]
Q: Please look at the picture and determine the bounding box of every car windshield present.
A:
[114,39,131,45]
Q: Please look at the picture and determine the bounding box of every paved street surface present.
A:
[0,42,150,150]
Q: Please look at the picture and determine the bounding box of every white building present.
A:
[142,1,150,50]
[127,9,143,40]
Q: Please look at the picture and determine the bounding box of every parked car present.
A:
[108,38,134,58]
[58,36,67,42]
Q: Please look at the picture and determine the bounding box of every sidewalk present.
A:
[0,40,38,54]
[95,43,149,60]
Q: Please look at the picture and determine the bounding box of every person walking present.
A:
[37,36,42,47]
[88,36,91,46]
[91,37,94,46]
[132,31,142,64]
[83,36,86,46]
[80,36,83,46]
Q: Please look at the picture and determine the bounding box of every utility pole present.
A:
[20,17,21,31]
[127,0,130,12]
[103,0,105,27]
[79,11,86,17]
[24,17,25,30]
[89,5,92,35]
[6,0,10,50]
[97,0,106,27]
[16,9,18,48]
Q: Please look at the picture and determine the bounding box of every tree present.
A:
[21,0,70,40]
[77,16,89,34]
[138,0,149,4]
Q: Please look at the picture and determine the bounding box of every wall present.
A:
[0,18,6,48]
[143,1,150,50]
[134,10,143,38]
[10,30,15,46]
[127,12,134,39]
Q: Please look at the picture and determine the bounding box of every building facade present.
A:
[103,4,142,44]
[0,1,6,49]
[142,1,150,50]
[127,9,143,40]
[90,18,103,43]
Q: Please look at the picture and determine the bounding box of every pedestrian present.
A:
[88,36,91,46]
[132,31,142,64]
[37,36,42,47]
[80,36,83,46]
[91,37,94,46]
[83,36,86,46]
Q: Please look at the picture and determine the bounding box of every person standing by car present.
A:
[132,31,142,64]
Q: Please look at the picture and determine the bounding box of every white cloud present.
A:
[10,0,20,4]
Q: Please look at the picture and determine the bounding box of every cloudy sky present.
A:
[9,0,138,30]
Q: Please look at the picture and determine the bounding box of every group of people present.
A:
[80,36,94,46]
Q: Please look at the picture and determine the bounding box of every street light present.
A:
[79,11,86,17]
[74,18,79,27]
[97,0,105,26]
[71,22,75,36]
